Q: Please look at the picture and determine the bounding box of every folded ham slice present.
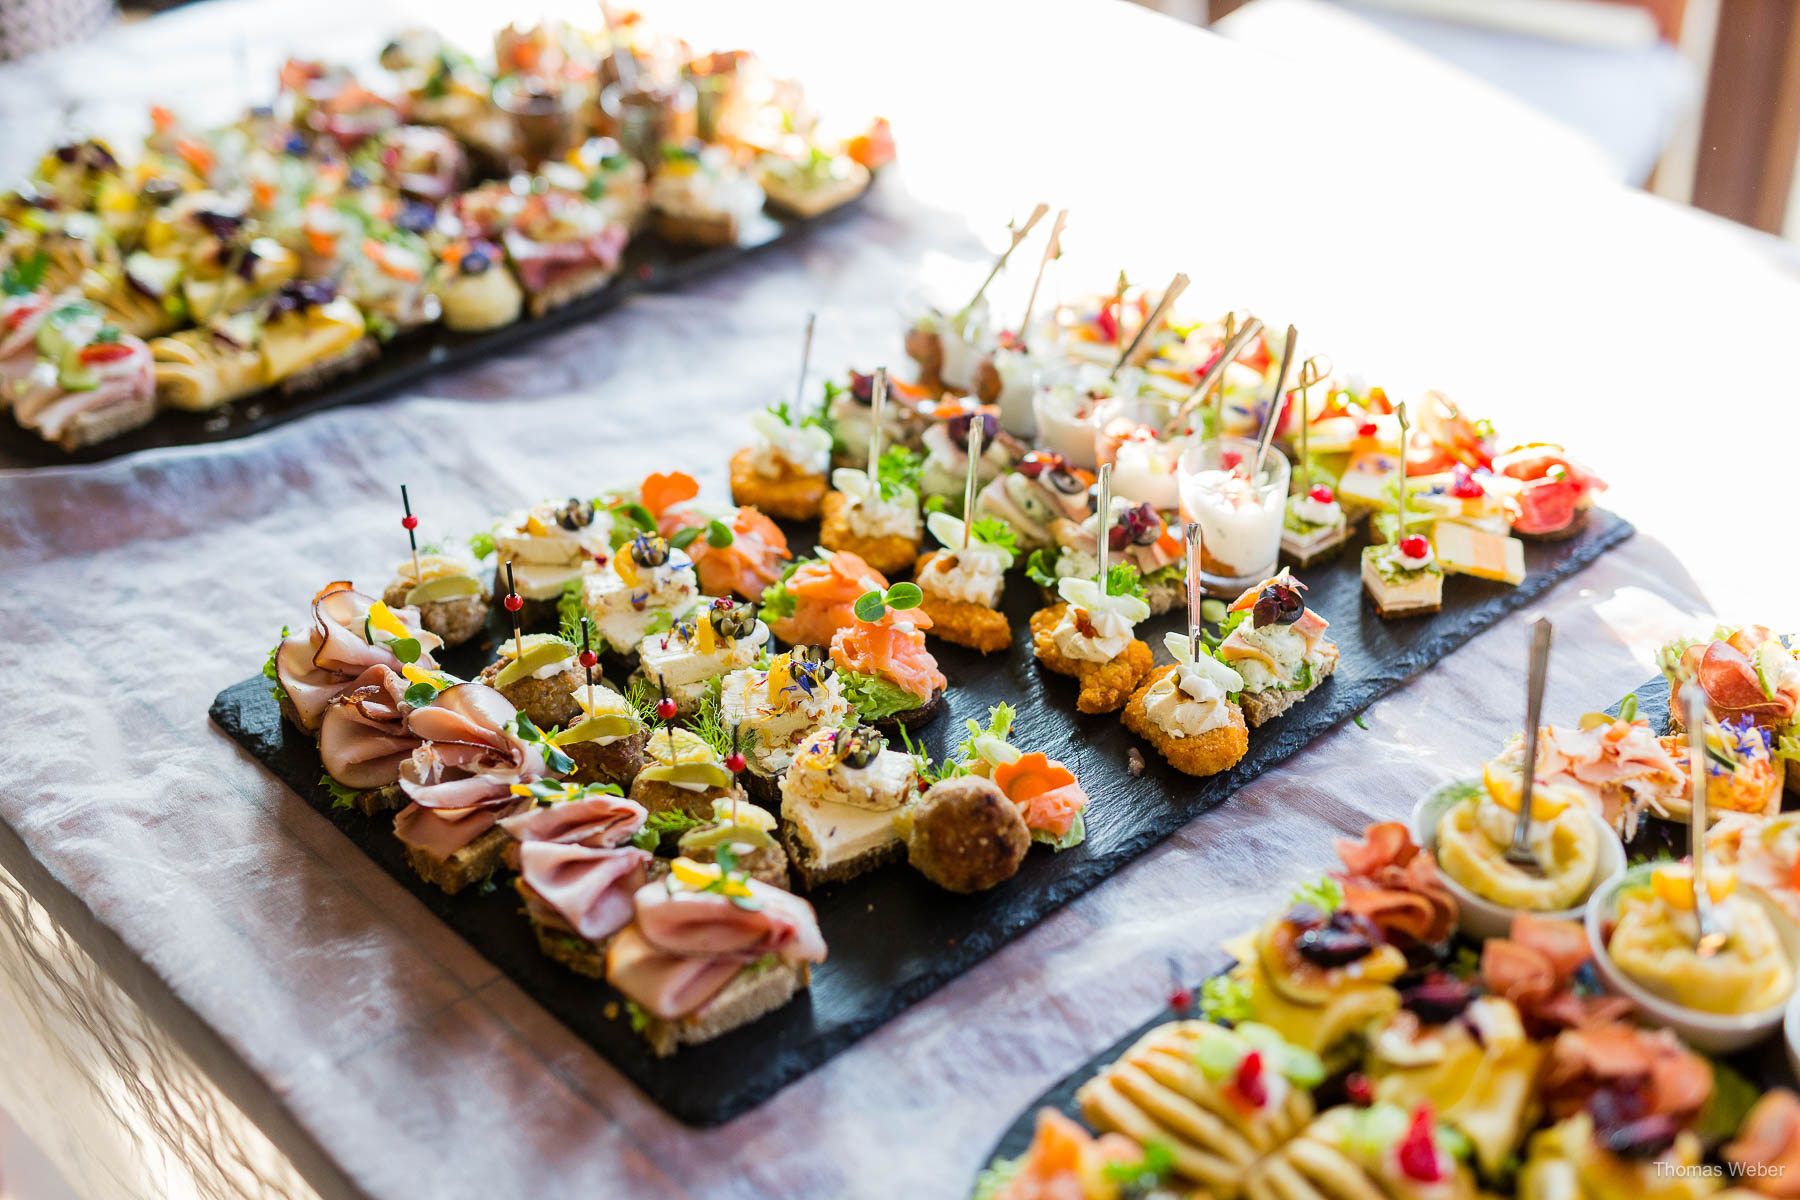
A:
[606,925,749,1022]
[498,793,647,848]
[319,665,420,790]
[398,682,554,810]
[10,335,154,445]
[275,583,438,733]
[607,877,829,1020]
[393,801,508,861]
[517,843,650,941]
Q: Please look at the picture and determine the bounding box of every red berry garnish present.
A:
[1167,986,1193,1011]
[1399,535,1430,558]
[503,593,523,612]
[1220,449,1243,470]
[1449,467,1485,499]
[401,514,419,530]
[1308,484,1335,504]
[593,552,608,566]
[654,697,678,721]
[725,751,747,773]
[1397,1107,1442,1183]
[578,650,598,669]
[1357,421,1379,438]
[1345,1073,1374,1106]
[1234,1050,1268,1108]
[712,597,731,609]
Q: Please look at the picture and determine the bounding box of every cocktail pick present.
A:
[1685,684,1724,957]
[1293,355,1332,490]
[1112,272,1189,378]
[960,204,1049,322]
[961,414,984,547]
[579,616,598,692]
[1504,618,1553,875]
[1094,462,1113,591]
[599,3,637,90]
[794,311,816,416]
[866,366,888,478]
[1163,317,1263,438]
[1017,208,1068,345]
[654,671,678,761]
[1252,325,1299,478]
[503,561,524,662]
[400,483,421,587]
[1107,269,1131,347]
[1393,401,1411,542]
[1185,521,1204,662]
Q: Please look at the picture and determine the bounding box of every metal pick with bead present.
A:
[1094,463,1113,591]
[1017,208,1069,345]
[866,366,887,477]
[1686,683,1725,957]
[794,311,816,415]
[579,617,598,693]
[1252,324,1299,479]
[400,484,422,586]
[1164,317,1264,439]
[503,561,524,662]
[1112,272,1189,379]
[1185,521,1205,662]
[961,415,984,548]
[1504,618,1553,876]
[1393,401,1411,546]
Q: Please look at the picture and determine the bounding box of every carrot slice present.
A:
[993,752,1077,807]
[641,471,700,520]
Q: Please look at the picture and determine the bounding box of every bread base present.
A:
[1238,642,1341,728]
[638,960,810,1057]
[1513,506,1590,542]
[525,264,616,317]
[405,826,511,895]
[917,590,1011,654]
[779,816,903,890]
[277,337,378,396]
[654,208,740,248]
[382,579,489,648]
[49,386,158,451]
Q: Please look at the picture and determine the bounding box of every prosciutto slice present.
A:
[275,583,438,733]
[392,801,509,861]
[498,794,647,849]
[635,879,828,964]
[398,683,554,810]
[318,665,420,790]
[502,224,627,294]
[517,843,649,941]
[605,925,749,1021]
[1687,634,1798,724]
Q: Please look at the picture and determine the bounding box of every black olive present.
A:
[555,497,593,530]
[837,725,886,769]
[630,533,669,567]
[1400,976,1473,1025]
[1127,502,1160,546]
[141,178,182,205]
[1294,909,1379,967]
[947,409,1000,450]
[1251,583,1305,628]
[1047,467,1084,495]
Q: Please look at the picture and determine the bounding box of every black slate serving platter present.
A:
[209,507,1631,1126]
[0,195,865,469]
[975,667,1794,1184]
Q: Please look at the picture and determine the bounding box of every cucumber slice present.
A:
[679,821,775,851]
[494,638,576,689]
[404,575,482,606]
[552,714,641,746]
[636,762,732,790]
[56,347,98,392]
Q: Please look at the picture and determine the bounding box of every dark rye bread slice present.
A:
[778,815,904,891]
[51,386,157,451]
[525,263,616,317]
[638,959,810,1058]
[404,825,511,895]
[867,686,945,740]
[1238,642,1340,728]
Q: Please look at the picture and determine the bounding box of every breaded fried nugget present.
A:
[1029,603,1153,714]
[914,552,1011,653]
[729,447,826,521]
[1121,666,1250,777]
[818,489,918,577]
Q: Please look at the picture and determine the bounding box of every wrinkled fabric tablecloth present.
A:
[2,1,1797,1197]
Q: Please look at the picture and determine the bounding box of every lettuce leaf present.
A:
[757,558,810,624]
[1024,547,1061,590]
[264,626,290,701]
[1033,809,1086,852]
[840,670,926,722]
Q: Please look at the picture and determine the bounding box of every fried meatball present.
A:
[907,776,1030,894]
[1121,666,1250,778]
[818,490,919,577]
[730,447,827,521]
[1029,603,1154,714]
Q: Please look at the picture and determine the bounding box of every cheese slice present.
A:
[1432,520,1525,586]
[1304,414,1401,456]
[260,297,365,384]
[1337,449,1404,512]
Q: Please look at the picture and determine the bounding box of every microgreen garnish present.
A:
[1290,876,1342,914]
[1104,562,1146,601]
[875,445,923,501]
[1198,973,1254,1024]
[557,578,587,648]
[852,582,923,623]
[510,712,576,777]
[319,772,362,812]
[1102,1141,1175,1196]
[629,808,707,852]
[967,516,1019,557]
[467,530,496,559]
[689,676,733,759]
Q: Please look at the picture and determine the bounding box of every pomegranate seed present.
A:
[1220,449,1243,470]
[1308,484,1334,504]
[1234,1050,1268,1108]
[1357,421,1379,438]
[1397,1107,1442,1183]
[1399,535,1430,558]
[1345,1073,1374,1106]
[1167,986,1193,1010]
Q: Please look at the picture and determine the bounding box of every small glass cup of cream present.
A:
[1178,436,1289,596]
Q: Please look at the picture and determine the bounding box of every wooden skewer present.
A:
[1162,316,1263,438]
[1017,208,1068,343]
[1113,272,1189,376]
[960,203,1049,320]
[794,311,816,415]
